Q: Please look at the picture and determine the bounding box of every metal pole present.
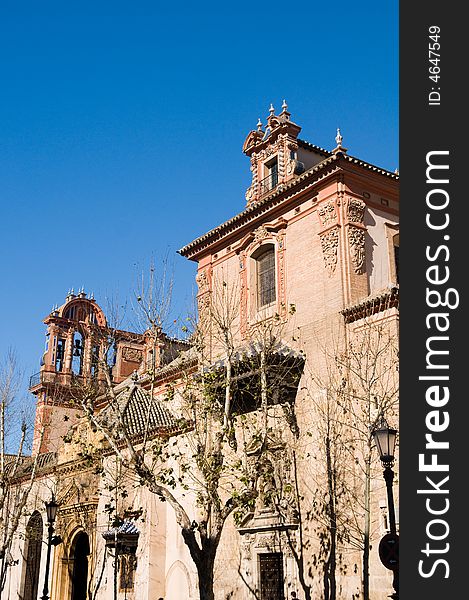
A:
[383,466,397,534]
[383,465,399,600]
[40,521,54,600]
[113,530,118,600]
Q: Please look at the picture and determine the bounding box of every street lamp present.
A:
[372,417,399,600]
[41,495,61,600]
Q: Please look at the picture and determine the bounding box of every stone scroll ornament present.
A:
[253,225,270,243]
[348,227,366,274]
[347,198,366,223]
[320,229,339,275]
[318,201,337,227]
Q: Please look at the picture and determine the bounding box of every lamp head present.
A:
[372,417,397,467]
[45,496,59,524]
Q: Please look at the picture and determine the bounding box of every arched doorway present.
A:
[70,531,90,600]
[21,511,43,600]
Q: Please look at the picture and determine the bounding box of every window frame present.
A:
[253,244,277,310]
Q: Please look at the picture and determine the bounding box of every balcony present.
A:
[29,370,74,390]
[29,369,108,391]
[258,171,278,196]
[29,372,41,388]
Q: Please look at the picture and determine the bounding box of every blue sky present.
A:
[0,2,398,425]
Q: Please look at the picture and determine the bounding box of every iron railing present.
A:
[29,372,41,388]
[258,171,278,196]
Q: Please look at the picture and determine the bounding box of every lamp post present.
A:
[41,496,59,600]
[372,418,399,600]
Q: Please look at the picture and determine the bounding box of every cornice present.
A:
[179,153,398,261]
[341,286,400,324]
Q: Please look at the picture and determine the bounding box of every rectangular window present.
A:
[259,553,285,600]
[119,555,137,590]
[267,159,278,190]
[394,243,399,284]
[260,158,279,195]
[257,249,276,307]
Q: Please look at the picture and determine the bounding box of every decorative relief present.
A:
[240,537,253,559]
[239,252,248,339]
[347,198,366,223]
[278,144,285,179]
[122,347,143,362]
[348,227,366,274]
[253,225,271,244]
[255,533,277,549]
[320,229,339,275]
[318,201,337,227]
[277,233,287,317]
[196,269,209,294]
[198,294,211,314]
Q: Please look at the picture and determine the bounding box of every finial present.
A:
[90,291,94,300]
[394,168,399,175]
[335,128,343,147]
[282,99,288,111]
[332,127,347,154]
[257,118,263,131]
[269,103,275,116]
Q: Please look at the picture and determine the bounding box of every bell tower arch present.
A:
[29,289,147,454]
[29,290,110,454]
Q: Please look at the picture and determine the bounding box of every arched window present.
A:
[71,331,84,375]
[255,245,276,308]
[21,512,43,600]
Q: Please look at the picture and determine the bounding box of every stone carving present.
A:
[347,198,366,223]
[277,237,287,316]
[320,229,339,275]
[122,347,143,362]
[253,225,270,243]
[239,259,248,338]
[258,459,277,509]
[196,269,209,293]
[256,533,277,549]
[348,227,366,273]
[336,128,343,146]
[318,201,337,227]
[240,538,253,559]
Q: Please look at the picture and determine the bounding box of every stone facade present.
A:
[3,106,399,600]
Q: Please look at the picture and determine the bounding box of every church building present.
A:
[3,104,399,600]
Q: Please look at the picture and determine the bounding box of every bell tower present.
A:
[29,290,146,454]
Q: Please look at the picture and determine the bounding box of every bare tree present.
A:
[0,350,45,597]
[70,270,303,600]
[301,319,399,600]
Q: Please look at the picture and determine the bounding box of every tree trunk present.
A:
[362,456,371,600]
[197,552,216,600]
[325,434,337,600]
